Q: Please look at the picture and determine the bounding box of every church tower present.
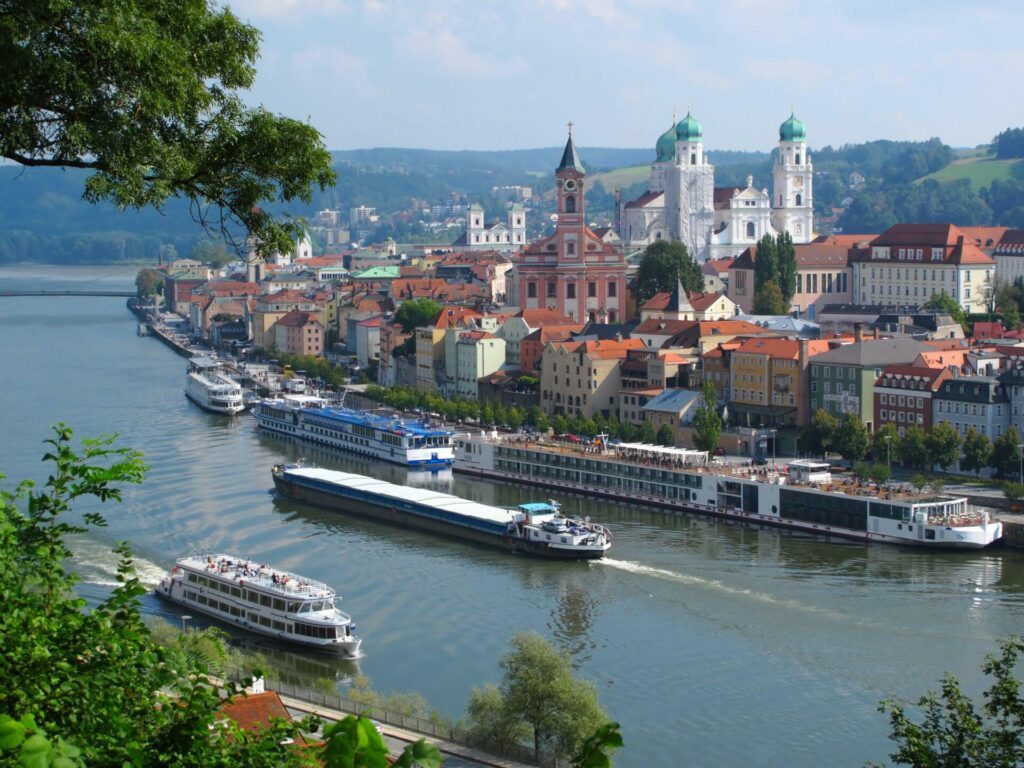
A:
[772,113,814,243]
[665,111,715,261]
[555,126,587,264]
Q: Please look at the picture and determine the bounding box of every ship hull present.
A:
[272,471,606,560]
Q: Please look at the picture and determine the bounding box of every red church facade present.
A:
[516,131,628,323]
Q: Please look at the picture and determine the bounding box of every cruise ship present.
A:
[157,553,361,655]
[185,357,245,415]
[454,433,1002,549]
[253,397,454,467]
[272,464,612,559]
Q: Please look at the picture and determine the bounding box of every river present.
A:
[1,264,1022,767]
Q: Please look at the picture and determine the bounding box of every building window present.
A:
[746,222,755,238]
[795,193,802,206]
[588,282,597,298]
[565,195,576,213]
[567,283,576,299]
[528,282,537,299]
[547,282,557,298]
[796,274,802,294]
[608,282,617,297]
[691,153,696,164]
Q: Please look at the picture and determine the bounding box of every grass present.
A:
[589,165,649,191]
[918,155,1023,190]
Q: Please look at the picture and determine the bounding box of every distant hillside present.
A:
[919,155,1024,190]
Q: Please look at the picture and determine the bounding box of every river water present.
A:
[2,264,1023,767]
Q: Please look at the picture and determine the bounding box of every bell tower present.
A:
[555,123,586,263]
[772,112,814,243]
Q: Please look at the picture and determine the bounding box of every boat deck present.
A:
[178,553,334,599]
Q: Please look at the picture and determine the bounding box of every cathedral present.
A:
[616,112,814,261]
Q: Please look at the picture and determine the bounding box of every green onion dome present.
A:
[675,112,702,142]
[779,112,807,142]
[655,124,676,162]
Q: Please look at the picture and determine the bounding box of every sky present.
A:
[232,0,1024,153]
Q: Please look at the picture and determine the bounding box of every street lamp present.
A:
[1018,444,1024,485]
[181,614,192,633]
[884,434,893,470]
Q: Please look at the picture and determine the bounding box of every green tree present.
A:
[754,233,779,290]
[880,637,1024,768]
[0,426,439,767]
[870,463,891,485]
[656,424,675,446]
[638,420,657,444]
[393,298,443,333]
[632,240,703,305]
[803,409,838,458]
[692,380,722,453]
[900,425,931,471]
[991,426,1023,480]
[873,423,900,466]
[835,412,870,463]
[776,230,797,303]
[924,292,967,329]
[0,0,335,257]
[752,280,790,315]
[961,427,994,478]
[191,239,233,268]
[135,267,163,297]
[1003,482,1024,510]
[496,632,607,762]
[927,421,964,471]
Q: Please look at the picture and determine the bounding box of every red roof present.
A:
[688,291,727,311]
[220,691,304,743]
[274,310,321,328]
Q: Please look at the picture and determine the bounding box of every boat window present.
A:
[272,620,285,631]
[187,573,198,583]
[288,602,300,613]
[298,603,310,613]
[260,594,272,607]
[273,599,285,611]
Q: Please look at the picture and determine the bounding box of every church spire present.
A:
[556,123,586,175]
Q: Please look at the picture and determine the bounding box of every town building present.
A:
[617,113,814,260]
[539,338,645,418]
[850,223,996,314]
[447,330,507,399]
[516,130,628,323]
[272,310,325,357]
[414,306,482,392]
[640,280,736,321]
[932,376,1010,444]
[454,203,527,252]
[992,229,1024,284]
[728,337,831,427]
[872,365,952,437]
[807,337,933,430]
[249,290,322,352]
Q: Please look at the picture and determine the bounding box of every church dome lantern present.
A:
[779,112,807,142]
[655,124,675,162]
[675,112,702,142]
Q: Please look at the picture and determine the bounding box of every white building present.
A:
[618,113,814,261]
[455,203,527,252]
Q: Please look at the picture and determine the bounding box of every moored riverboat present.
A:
[454,433,1002,549]
[272,464,611,559]
[156,553,361,655]
[185,357,245,415]
[254,398,454,468]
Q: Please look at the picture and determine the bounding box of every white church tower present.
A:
[666,112,715,260]
[771,113,814,243]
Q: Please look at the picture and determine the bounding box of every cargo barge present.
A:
[272,464,611,559]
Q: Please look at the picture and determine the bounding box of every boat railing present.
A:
[180,555,334,599]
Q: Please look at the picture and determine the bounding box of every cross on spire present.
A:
[567,120,574,137]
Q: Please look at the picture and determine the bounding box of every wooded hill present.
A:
[3,133,1023,265]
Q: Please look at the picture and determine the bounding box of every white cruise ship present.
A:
[185,357,245,415]
[157,553,361,655]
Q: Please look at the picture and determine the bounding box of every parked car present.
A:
[752,456,769,466]
[713,447,726,456]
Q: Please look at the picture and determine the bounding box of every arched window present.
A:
[567,241,575,255]
[690,153,696,164]
[746,222,755,239]
[795,154,801,165]
[527,282,537,298]
[565,195,576,213]
[795,193,802,206]
[608,310,617,323]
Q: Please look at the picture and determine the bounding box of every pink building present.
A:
[273,310,324,356]
[516,130,628,323]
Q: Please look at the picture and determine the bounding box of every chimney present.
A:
[854,322,863,344]
[251,676,265,694]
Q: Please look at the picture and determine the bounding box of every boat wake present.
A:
[70,538,167,589]
[596,558,841,617]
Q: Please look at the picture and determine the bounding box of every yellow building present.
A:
[540,338,645,418]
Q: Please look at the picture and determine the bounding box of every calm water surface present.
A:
[2,264,1023,767]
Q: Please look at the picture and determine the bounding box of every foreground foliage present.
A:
[467,632,608,762]
[878,637,1024,768]
[0,0,335,256]
[0,425,439,767]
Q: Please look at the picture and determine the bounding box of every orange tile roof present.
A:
[914,350,970,369]
[688,291,727,311]
[517,308,574,326]
[220,691,304,743]
[578,338,646,359]
[733,337,800,358]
